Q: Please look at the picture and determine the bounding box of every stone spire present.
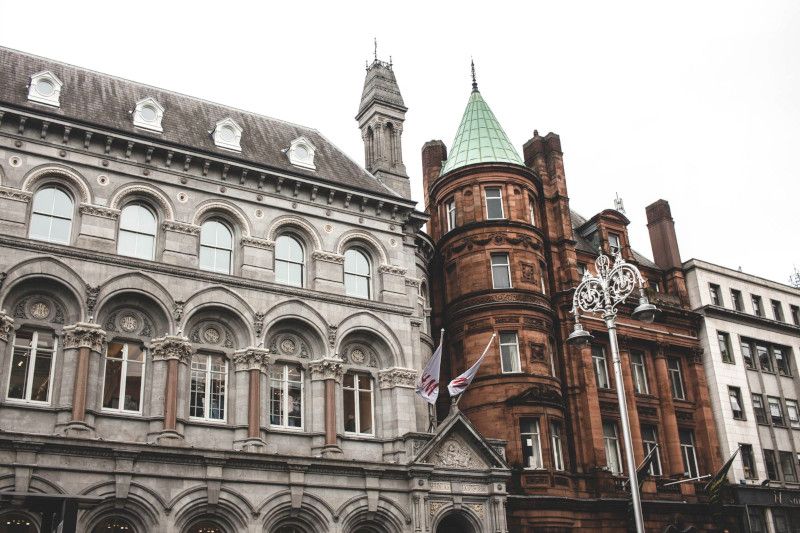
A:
[356,52,410,199]
[440,69,523,176]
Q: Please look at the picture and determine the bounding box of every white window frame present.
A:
[446,199,456,231]
[491,253,512,289]
[608,233,621,255]
[641,426,662,476]
[101,342,146,414]
[603,421,624,475]
[274,234,305,287]
[6,329,57,404]
[287,136,317,170]
[270,363,304,430]
[521,419,543,469]
[189,353,228,423]
[484,187,505,220]
[728,386,744,420]
[630,350,649,394]
[199,219,234,275]
[499,332,521,373]
[28,70,63,107]
[118,203,157,261]
[29,186,73,245]
[528,194,536,226]
[592,345,611,389]
[668,357,685,400]
[343,372,374,437]
[679,429,699,478]
[786,399,800,429]
[212,117,243,152]
[344,248,372,300]
[551,421,565,471]
[132,97,165,132]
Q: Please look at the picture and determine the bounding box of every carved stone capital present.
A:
[79,204,120,219]
[62,322,106,352]
[378,264,407,276]
[0,312,14,342]
[161,221,200,235]
[404,277,421,288]
[151,335,193,363]
[378,367,417,389]
[233,347,270,373]
[309,358,344,382]
[241,236,274,250]
[0,186,32,203]
[311,250,344,264]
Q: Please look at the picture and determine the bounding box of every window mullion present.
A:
[119,343,129,410]
[283,365,289,427]
[25,331,38,401]
[204,356,212,420]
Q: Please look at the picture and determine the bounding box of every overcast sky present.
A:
[1,1,797,284]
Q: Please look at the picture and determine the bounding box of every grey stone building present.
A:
[0,48,510,533]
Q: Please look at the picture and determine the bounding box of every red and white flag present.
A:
[447,334,496,397]
[416,330,444,404]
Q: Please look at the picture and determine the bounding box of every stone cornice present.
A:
[79,203,120,219]
[151,335,193,363]
[378,367,417,389]
[308,358,344,382]
[161,221,200,235]
[0,312,14,342]
[62,322,106,352]
[232,347,270,373]
[702,304,800,336]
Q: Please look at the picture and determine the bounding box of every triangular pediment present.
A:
[411,410,508,470]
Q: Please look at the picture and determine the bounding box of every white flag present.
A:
[448,334,496,397]
[416,330,444,404]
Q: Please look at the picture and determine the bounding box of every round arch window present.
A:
[344,248,371,299]
[275,234,304,287]
[30,185,74,244]
[186,521,225,533]
[139,105,157,123]
[35,78,55,97]
[199,219,233,274]
[118,203,157,260]
[91,517,136,532]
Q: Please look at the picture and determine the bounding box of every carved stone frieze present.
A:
[308,358,344,382]
[232,347,270,373]
[404,277,421,288]
[161,221,200,235]
[0,312,14,342]
[378,264,407,276]
[430,481,450,492]
[311,250,344,264]
[377,367,417,389]
[241,236,274,250]
[462,483,488,494]
[429,501,446,517]
[0,186,32,202]
[63,322,106,352]
[467,503,485,519]
[269,332,310,358]
[529,342,546,362]
[447,232,541,258]
[521,262,535,282]
[79,204,120,219]
[151,335,193,363]
[432,436,487,469]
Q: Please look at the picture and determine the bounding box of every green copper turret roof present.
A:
[440,88,524,175]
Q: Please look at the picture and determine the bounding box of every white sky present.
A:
[1,1,797,284]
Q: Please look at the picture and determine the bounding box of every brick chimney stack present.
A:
[646,199,688,303]
[421,140,447,211]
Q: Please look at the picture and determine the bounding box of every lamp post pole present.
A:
[567,252,658,533]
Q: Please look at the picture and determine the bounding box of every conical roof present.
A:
[440,88,523,175]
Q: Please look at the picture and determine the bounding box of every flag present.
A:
[416,330,444,404]
[704,446,740,505]
[625,444,659,491]
[448,334,496,397]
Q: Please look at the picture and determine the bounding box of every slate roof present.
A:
[356,59,406,119]
[570,209,659,269]
[0,46,402,200]
[440,88,524,175]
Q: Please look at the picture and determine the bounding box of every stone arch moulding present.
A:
[181,286,256,341]
[78,482,162,533]
[430,502,485,533]
[170,484,251,532]
[94,272,175,330]
[335,230,389,265]
[260,299,328,349]
[108,182,176,220]
[337,494,410,532]
[258,489,334,532]
[21,163,93,203]
[192,199,252,238]
[266,214,323,251]
[335,311,406,368]
[0,257,87,319]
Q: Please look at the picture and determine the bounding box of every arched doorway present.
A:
[436,512,476,533]
[186,521,226,533]
[91,517,137,532]
[0,513,37,533]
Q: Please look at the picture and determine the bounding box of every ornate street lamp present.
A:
[567,252,658,533]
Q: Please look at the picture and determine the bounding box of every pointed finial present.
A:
[374,37,378,61]
[471,58,478,91]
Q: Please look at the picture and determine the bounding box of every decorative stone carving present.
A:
[63,322,106,352]
[429,501,446,517]
[85,284,100,317]
[14,295,66,324]
[430,481,450,492]
[151,335,193,363]
[232,347,270,373]
[447,232,540,258]
[173,301,185,323]
[507,383,562,407]
[378,264,407,276]
[378,367,417,389]
[241,236,274,250]
[0,312,14,342]
[161,221,200,235]
[253,311,266,339]
[0,186,33,202]
[311,250,344,264]
[327,324,337,349]
[467,503,485,519]
[404,277,421,288]
[340,342,378,367]
[79,204,120,219]
[529,342,546,362]
[462,483,487,494]
[269,332,310,358]
[521,262,535,282]
[308,358,344,382]
[30,301,50,319]
[120,314,138,332]
[190,321,235,349]
[432,436,486,469]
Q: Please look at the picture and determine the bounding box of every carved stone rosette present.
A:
[62,322,106,352]
[151,335,194,364]
[378,367,417,389]
[233,347,270,373]
[0,312,14,342]
[308,358,344,382]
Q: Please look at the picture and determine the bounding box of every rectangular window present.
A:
[780,451,797,483]
[641,425,663,476]
[490,253,512,289]
[729,386,745,420]
[668,357,685,400]
[343,372,373,436]
[446,198,456,231]
[577,263,587,277]
[717,331,733,363]
[786,399,800,429]
[539,261,548,294]
[551,421,565,471]
[791,305,800,326]
[752,295,764,316]
[592,345,611,389]
[603,421,623,475]
[608,233,621,255]
[528,194,536,226]
[649,279,660,292]
[630,350,649,394]
[774,347,791,376]
[709,284,722,306]
[269,363,303,429]
[190,353,227,421]
[764,449,779,480]
[521,419,543,469]
[740,444,757,479]
[485,187,505,220]
[499,332,521,373]
[741,341,755,369]
[7,329,56,403]
[679,429,699,478]
[730,289,744,311]
[752,394,768,424]
[102,342,145,413]
[768,396,785,426]
[771,300,785,321]
[757,344,773,372]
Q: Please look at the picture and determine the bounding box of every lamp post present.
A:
[567,252,658,533]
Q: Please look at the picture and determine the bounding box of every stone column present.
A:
[309,357,343,457]
[233,347,269,452]
[151,335,193,445]
[653,344,683,477]
[378,367,417,461]
[62,322,106,437]
[617,342,644,463]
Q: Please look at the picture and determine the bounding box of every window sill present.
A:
[188,417,228,426]
[3,398,52,408]
[100,409,143,417]
[343,432,375,440]
[721,360,736,365]
[268,426,305,434]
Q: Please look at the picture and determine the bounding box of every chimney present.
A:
[645,199,688,304]
[421,140,447,211]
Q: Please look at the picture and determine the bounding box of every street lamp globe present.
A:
[566,322,593,346]
[632,297,658,323]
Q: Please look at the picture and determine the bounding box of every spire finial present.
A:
[471,58,478,91]
[374,38,377,61]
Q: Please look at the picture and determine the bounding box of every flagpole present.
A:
[450,333,496,412]
[427,328,445,431]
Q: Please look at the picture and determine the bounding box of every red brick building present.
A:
[423,79,737,531]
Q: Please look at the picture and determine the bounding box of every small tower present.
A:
[356,52,410,198]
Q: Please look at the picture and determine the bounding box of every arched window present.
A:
[118,203,157,260]
[199,219,233,274]
[275,235,304,287]
[186,521,226,533]
[344,248,371,299]
[0,513,37,533]
[29,186,73,244]
[92,517,136,532]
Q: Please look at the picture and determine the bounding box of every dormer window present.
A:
[608,233,621,255]
[212,118,243,152]
[287,136,316,170]
[28,71,63,107]
[132,97,164,132]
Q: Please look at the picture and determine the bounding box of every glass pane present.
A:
[136,234,155,260]
[103,357,123,409]
[345,274,369,299]
[288,263,302,287]
[8,345,31,399]
[276,235,303,262]
[344,373,355,388]
[486,197,503,219]
[29,213,52,241]
[275,260,289,284]
[287,366,302,383]
[124,360,143,411]
[216,250,231,274]
[49,217,71,244]
[344,388,356,432]
[270,375,284,425]
[126,344,144,362]
[359,390,372,434]
[199,246,215,271]
[32,187,56,213]
[190,369,206,418]
[344,249,370,275]
[287,380,302,427]
[30,350,52,402]
[118,230,138,257]
[493,264,511,288]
